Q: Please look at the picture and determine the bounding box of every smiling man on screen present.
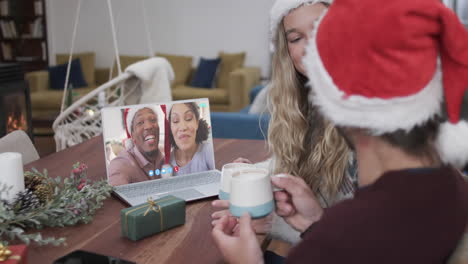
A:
[108,106,165,186]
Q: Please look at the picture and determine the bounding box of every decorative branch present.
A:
[0,162,113,246]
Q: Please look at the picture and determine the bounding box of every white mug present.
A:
[229,168,274,219]
[219,162,254,200]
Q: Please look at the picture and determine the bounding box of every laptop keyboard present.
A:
[115,170,220,199]
[165,189,206,200]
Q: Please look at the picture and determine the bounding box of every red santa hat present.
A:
[303,0,468,168]
[270,0,332,51]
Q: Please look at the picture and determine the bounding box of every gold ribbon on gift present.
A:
[0,243,21,262]
[143,197,161,216]
[123,196,176,236]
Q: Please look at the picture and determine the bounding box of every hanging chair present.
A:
[52,0,172,151]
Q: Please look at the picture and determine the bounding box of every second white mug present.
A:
[229,168,274,219]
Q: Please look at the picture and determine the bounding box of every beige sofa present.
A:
[26,51,261,122]
[26,52,109,120]
[157,52,261,112]
[111,52,261,112]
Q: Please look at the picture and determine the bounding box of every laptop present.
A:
[101,98,221,206]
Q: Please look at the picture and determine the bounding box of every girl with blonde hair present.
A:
[212,0,356,244]
[267,0,353,204]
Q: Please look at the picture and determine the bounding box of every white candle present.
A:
[0,152,25,202]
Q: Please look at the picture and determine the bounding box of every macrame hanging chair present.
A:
[53,0,173,151]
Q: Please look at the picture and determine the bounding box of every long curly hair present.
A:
[168,102,209,149]
[267,21,351,202]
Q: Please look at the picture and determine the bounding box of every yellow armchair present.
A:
[228,67,262,112]
[26,52,100,120]
[26,70,48,93]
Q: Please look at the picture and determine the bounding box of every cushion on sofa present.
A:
[190,57,221,88]
[56,52,96,86]
[48,59,88,90]
[156,53,193,87]
[216,51,245,88]
[171,86,229,104]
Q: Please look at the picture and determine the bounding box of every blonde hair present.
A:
[267,21,350,202]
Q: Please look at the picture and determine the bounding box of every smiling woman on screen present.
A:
[168,102,215,176]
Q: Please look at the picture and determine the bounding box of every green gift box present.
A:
[121,195,186,241]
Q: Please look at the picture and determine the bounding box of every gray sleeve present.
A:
[269,213,302,244]
[253,158,272,170]
[248,84,270,114]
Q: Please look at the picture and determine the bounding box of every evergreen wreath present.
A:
[0,162,112,246]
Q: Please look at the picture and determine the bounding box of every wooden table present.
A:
[24,136,270,264]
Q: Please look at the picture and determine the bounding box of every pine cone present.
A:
[34,184,54,204]
[25,175,43,190]
[14,189,41,213]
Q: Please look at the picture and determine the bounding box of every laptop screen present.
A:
[101,98,215,187]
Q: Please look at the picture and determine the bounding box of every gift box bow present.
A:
[123,196,177,235]
[0,244,21,262]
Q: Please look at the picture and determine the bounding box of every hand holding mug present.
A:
[211,199,273,234]
[212,213,263,264]
[271,174,324,232]
[211,199,231,227]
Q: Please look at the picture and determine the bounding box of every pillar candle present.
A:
[0,152,25,202]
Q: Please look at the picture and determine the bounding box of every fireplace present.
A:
[0,63,33,140]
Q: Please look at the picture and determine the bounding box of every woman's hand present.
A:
[212,213,264,264]
[211,200,273,234]
[232,157,253,164]
[271,174,324,232]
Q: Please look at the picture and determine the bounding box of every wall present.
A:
[46,0,274,77]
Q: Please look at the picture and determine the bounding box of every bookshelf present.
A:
[0,0,48,72]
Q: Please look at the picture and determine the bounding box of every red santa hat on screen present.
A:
[270,0,332,51]
[303,0,468,168]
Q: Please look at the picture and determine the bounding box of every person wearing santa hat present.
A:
[212,0,357,246]
[108,106,165,186]
[212,0,468,262]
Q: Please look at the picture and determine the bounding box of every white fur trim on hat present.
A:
[303,10,443,135]
[435,121,468,168]
[270,0,332,52]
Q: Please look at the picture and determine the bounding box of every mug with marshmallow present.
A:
[219,162,255,200]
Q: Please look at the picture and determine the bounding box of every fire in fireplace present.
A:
[6,107,28,134]
[0,63,33,140]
